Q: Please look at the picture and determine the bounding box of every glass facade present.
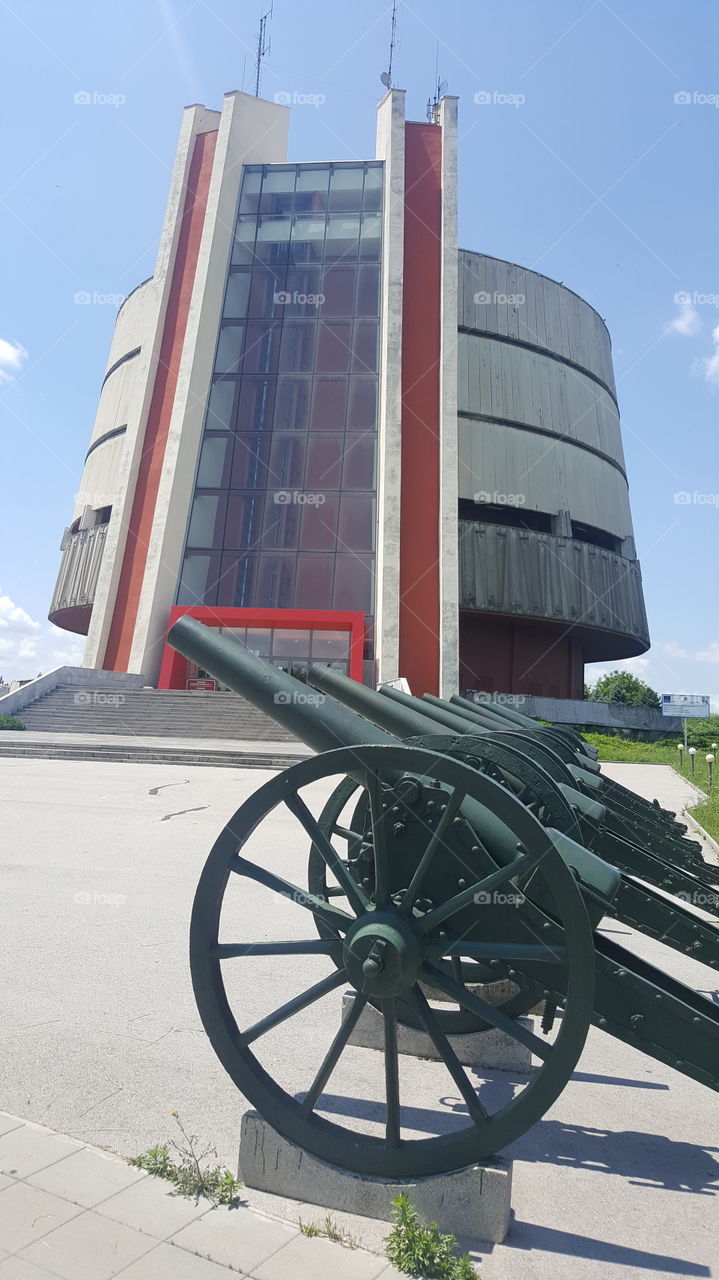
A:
[192,624,351,683]
[177,161,383,655]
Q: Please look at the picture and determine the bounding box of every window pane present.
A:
[356,265,380,316]
[332,554,373,611]
[305,434,343,488]
[346,378,377,431]
[244,627,271,657]
[359,213,382,261]
[187,494,227,548]
[255,554,296,607]
[295,556,333,608]
[351,321,379,373]
[224,271,251,318]
[237,378,274,432]
[300,494,338,549]
[177,552,220,605]
[320,265,356,317]
[324,215,360,260]
[328,167,364,212]
[311,629,349,659]
[263,493,301,548]
[279,321,316,373]
[338,494,374,551]
[271,628,311,657]
[197,435,232,487]
[281,266,325,316]
[243,323,278,374]
[259,168,296,214]
[206,380,236,430]
[238,168,262,214]
[218,553,258,607]
[341,435,376,490]
[215,324,245,374]
[316,322,351,373]
[232,217,258,266]
[255,215,292,264]
[290,214,326,264]
[310,377,347,430]
[362,166,383,211]
[225,492,264,548]
[248,268,285,316]
[294,166,329,212]
[269,433,306,489]
[231,435,271,489]
[274,377,311,431]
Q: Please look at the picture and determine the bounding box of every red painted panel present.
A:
[157,606,366,688]
[103,128,218,671]
[399,123,442,695]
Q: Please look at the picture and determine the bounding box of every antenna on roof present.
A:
[426,42,447,123]
[255,1,273,98]
[380,0,401,90]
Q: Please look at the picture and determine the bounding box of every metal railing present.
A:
[49,523,108,617]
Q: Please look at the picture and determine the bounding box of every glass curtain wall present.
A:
[177,161,383,663]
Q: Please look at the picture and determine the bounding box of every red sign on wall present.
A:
[186,678,216,691]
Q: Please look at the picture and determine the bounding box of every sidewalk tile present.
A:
[0,1115,25,1138]
[0,1127,82,1179]
[253,1234,388,1280]
[0,1259,58,1278]
[28,1147,147,1209]
[97,1175,210,1238]
[120,1241,239,1278]
[0,1182,80,1252]
[18,1210,155,1279]
[171,1205,295,1272]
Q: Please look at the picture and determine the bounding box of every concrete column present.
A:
[374,90,406,685]
[438,97,460,696]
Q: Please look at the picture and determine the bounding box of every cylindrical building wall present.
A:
[456,250,648,698]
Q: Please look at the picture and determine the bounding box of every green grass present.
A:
[128,1114,244,1207]
[584,733,719,841]
[0,715,24,730]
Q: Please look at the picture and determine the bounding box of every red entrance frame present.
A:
[158,606,366,688]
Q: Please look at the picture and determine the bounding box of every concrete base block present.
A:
[342,993,535,1072]
[240,1111,512,1243]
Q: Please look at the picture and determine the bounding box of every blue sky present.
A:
[0,0,717,699]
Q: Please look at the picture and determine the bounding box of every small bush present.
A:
[129,1113,243,1208]
[385,1192,477,1278]
[0,715,25,730]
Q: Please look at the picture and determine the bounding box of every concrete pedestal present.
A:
[240,1111,512,1243]
[343,993,535,1072]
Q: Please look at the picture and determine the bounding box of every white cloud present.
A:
[695,641,719,664]
[585,655,652,682]
[695,324,719,386]
[0,591,84,683]
[666,300,701,337]
[657,641,688,659]
[0,337,29,383]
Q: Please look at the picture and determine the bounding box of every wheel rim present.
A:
[190,745,596,1178]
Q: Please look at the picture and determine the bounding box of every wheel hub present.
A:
[343,911,421,998]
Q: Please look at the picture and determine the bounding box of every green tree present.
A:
[587,670,660,710]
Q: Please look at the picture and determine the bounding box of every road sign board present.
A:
[662,693,711,719]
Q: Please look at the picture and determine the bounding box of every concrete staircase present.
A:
[15,686,300,743]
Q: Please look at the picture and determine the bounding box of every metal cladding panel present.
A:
[458,250,615,393]
[459,522,649,647]
[50,524,109,615]
[457,334,624,464]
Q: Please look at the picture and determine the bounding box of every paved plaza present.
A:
[0,754,717,1278]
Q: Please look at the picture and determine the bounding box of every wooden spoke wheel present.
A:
[190,745,595,1178]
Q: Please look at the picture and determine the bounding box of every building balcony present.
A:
[459,520,650,660]
[49,522,109,635]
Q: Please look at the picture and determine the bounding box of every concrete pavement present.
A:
[0,753,717,1278]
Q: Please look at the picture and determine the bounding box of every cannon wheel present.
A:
[190,744,595,1177]
[307,734,585,1031]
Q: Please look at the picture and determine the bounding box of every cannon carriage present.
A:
[169,617,719,1181]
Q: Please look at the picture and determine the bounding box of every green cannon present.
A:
[169,617,719,1181]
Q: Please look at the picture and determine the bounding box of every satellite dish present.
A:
[380,71,392,89]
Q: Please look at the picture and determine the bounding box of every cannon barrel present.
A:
[167,616,393,754]
[306,664,448,738]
